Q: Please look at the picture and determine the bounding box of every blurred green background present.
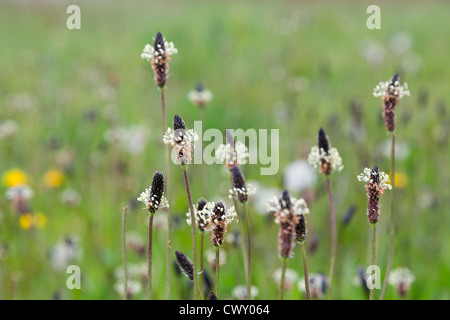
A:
[0,0,448,300]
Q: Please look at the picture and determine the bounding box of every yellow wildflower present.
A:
[2,169,28,187]
[44,169,64,188]
[389,172,408,189]
[19,213,33,230]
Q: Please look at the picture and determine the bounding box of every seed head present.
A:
[268,190,309,259]
[357,166,391,224]
[140,32,178,88]
[231,165,247,203]
[137,171,168,214]
[173,114,186,130]
[308,129,343,175]
[163,115,198,165]
[175,251,194,281]
[208,292,218,300]
[318,128,330,154]
[373,74,410,132]
[153,32,165,52]
[295,213,307,243]
[210,202,237,247]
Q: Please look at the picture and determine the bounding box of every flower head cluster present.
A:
[216,130,249,170]
[228,165,256,203]
[163,115,199,165]
[210,201,237,247]
[188,83,213,109]
[137,171,168,214]
[373,74,410,99]
[357,166,391,224]
[308,128,343,175]
[186,198,214,232]
[388,267,415,298]
[373,74,410,132]
[141,32,178,88]
[268,190,309,258]
[5,184,33,214]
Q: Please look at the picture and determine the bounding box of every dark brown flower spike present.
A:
[318,128,330,154]
[295,213,307,243]
[373,73,410,132]
[175,251,194,281]
[231,165,248,203]
[211,202,227,247]
[208,292,218,300]
[357,166,392,224]
[141,32,178,88]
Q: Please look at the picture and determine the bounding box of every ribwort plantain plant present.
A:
[307,128,343,299]
[229,165,256,300]
[141,32,178,299]
[164,114,200,299]
[210,201,237,299]
[357,166,392,300]
[268,190,309,300]
[373,74,410,300]
[137,171,169,299]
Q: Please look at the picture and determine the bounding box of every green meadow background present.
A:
[0,0,448,299]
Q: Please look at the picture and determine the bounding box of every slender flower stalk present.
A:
[279,257,287,300]
[215,247,220,298]
[121,206,128,300]
[164,115,199,298]
[229,165,255,299]
[308,128,343,299]
[183,166,199,299]
[161,88,173,299]
[381,132,396,299]
[373,74,409,299]
[370,223,377,300]
[141,32,178,299]
[299,243,310,300]
[358,166,392,300]
[295,211,310,300]
[185,198,211,300]
[268,190,309,301]
[137,171,168,300]
[326,177,337,300]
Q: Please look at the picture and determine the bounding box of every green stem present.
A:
[148,214,154,300]
[279,257,287,300]
[242,202,252,300]
[182,166,199,300]
[326,177,337,300]
[121,206,128,300]
[160,88,173,300]
[233,197,248,284]
[300,242,310,300]
[380,132,395,300]
[199,232,205,300]
[370,223,377,300]
[215,247,220,299]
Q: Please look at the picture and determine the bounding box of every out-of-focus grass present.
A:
[0,0,448,299]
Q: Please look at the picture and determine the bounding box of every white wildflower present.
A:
[357,167,392,190]
[307,145,343,174]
